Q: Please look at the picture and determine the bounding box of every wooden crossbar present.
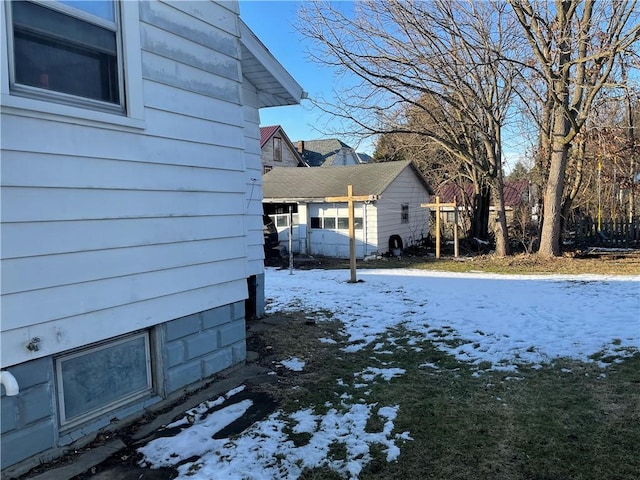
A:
[421,196,459,259]
[326,185,375,282]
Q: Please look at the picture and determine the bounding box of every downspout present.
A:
[1,371,19,396]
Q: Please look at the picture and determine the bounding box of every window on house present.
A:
[275,215,289,228]
[401,204,409,223]
[311,215,363,230]
[263,165,273,174]
[8,0,122,111]
[273,137,282,161]
[55,332,152,427]
[323,217,336,229]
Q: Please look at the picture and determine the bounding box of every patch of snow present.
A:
[319,337,337,344]
[266,268,639,369]
[356,367,406,382]
[420,362,439,369]
[140,394,407,480]
[280,357,305,371]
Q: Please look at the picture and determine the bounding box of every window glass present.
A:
[273,137,282,161]
[11,1,120,105]
[58,0,115,21]
[324,217,336,229]
[401,204,409,223]
[275,215,289,228]
[57,334,151,425]
[310,217,321,229]
[337,217,349,229]
[354,217,363,230]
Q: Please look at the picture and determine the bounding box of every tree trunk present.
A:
[537,1,572,258]
[539,105,570,257]
[471,184,490,240]
[560,138,586,231]
[491,188,510,256]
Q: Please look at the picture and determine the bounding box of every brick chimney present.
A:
[297,140,304,154]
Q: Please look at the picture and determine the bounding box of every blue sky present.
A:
[238,1,529,164]
[238,1,378,155]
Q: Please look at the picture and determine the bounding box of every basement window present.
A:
[55,332,152,427]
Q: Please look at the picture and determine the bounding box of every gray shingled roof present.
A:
[297,139,357,167]
[262,160,434,200]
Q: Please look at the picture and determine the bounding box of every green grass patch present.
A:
[251,311,640,479]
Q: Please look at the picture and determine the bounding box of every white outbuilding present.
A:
[263,160,435,258]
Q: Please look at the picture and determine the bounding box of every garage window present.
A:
[401,204,409,223]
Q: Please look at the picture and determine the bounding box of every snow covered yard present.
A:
[267,268,639,368]
[139,268,639,480]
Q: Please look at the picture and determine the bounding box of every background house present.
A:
[263,160,434,258]
[296,138,365,167]
[260,125,306,173]
[0,1,302,474]
[435,180,533,237]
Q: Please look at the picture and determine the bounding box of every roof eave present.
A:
[239,21,305,108]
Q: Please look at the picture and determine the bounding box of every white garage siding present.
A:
[375,167,431,252]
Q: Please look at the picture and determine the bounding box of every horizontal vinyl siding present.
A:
[1,1,249,367]
[1,279,246,368]
[2,216,244,259]
[0,113,245,170]
[1,150,243,190]
[3,258,247,331]
[282,144,302,167]
[243,78,266,275]
[3,237,243,294]
[375,168,431,252]
[2,188,244,222]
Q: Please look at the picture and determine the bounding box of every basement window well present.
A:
[55,332,152,427]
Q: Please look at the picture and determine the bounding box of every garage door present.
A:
[308,203,365,258]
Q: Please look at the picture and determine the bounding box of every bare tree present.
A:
[297,0,520,256]
[373,99,492,241]
[508,0,640,257]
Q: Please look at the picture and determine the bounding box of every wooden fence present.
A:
[566,218,640,247]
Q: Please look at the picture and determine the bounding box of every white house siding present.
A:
[375,167,431,252]
[1,0,248,368]
[241,76,267,318]
[241,78,264,273]
[0,1,259,472]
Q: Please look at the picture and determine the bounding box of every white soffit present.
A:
[239,20,305,108]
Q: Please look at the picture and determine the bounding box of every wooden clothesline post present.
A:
[326,184,375,283]
[421,196,459,259]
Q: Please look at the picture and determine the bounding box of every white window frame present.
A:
[401,203,409,223]
[1,0,144,129]
[55,332,152,428]
[273,137,282,161]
